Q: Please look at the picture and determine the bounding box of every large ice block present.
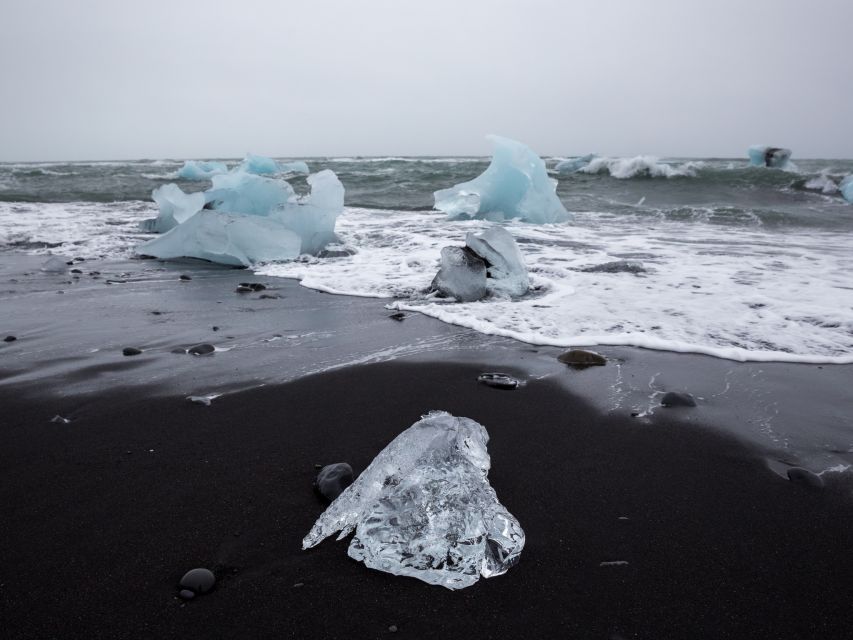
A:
[465,226,529,297]
[143,183,205,233]
[748,145,792,168]
[302,411,524,590]
[430,246,488,302]
[434,135,571,223]
[205,172,295,217]
[273,169,344,254]
[238,153,282,175]
[177,160,229,180]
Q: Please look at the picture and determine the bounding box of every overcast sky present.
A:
[2,0,852,161]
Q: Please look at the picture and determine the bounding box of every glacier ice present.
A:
[842,176,853,203]
[434,135,571,224]
[142,183,205,233]
[138,169,344,266]
[238,153,282,175]
[431,246,488,302]
[302,411,524,590]
[465,226,529,297]
[177,160,229,181]
[279,160,310,174]
[554,154,596,173]
[748,145,792,168]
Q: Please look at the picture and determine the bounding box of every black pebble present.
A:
[660,391,697,408]
[558,349,607,367]
[389,312,406,321]
[477,372,520,390]
[212,326,219,331]
[179,568,215,595]
[122,347,143,356]
[70,268,82,274]
[180,275,192,281]
[238,282,266,291]
[178,589,195,600]
[258,294,280,300]
[188,343,215,356]
[235,286,253,293]
[315,463,354,502]
[4,335,16,342]
[787,467,824,489]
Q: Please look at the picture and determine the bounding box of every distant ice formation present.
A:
[302,411,524,590]
[138,169,344,266]
[177,160,229,181]
[841,176,853,203]
[748,145,792,169]
[433,135,571,223]
[554,154,596,173]
[579,156,702,179]
[237,153,281,175]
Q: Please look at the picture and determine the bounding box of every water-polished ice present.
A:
[205,172,295,217]
[144,183,205,232]
[465,226,529,297]
[431,246,488,302]
[434,135,571,223]
[238,153,281,175]
[177,160,229,180]
[302,411,524,590]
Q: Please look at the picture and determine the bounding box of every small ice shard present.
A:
[434,135,571,224]
[465,226,529,297]
[143,184,206,233]
[41,256,70,273]
[748,145,792,168]
[238,153,281,175]
[477,373,520,390]
[554,154,596,173]
[302,411,524,590]
[279,160,310,174]
[50,415,71,424]
[840,176,853,203]
[177,160,229,181]
[430,246,488,302]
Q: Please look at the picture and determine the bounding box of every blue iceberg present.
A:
[841,176,853,203]
[138,169,344,266]
[238,153,282,175]
[141,183,206,233]
[434,135,571,224]
[748,145,792,169]
[554,154,596,174]
[177,160,229,181]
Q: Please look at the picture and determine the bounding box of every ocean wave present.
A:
[579,156,704,179]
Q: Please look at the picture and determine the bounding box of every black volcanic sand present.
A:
[3,361,853,639]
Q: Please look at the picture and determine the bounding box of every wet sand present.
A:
[2,253,853,638]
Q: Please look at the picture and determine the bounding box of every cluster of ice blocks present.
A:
[176,155,310,181]
[302,411,524,590]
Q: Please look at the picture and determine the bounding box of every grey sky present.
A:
[2,0,852,161]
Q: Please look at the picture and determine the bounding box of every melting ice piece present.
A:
[431,246,488,302]
[205,172,295,217]
[177,160,229,181]
[434,135,571,223]
[748,145,792,168]
[142,184,206,233]
[302,411,524,590]
[40,256,70,273]
[840,176,853,203]
[554,154,596,173]
[465,226,529,297]
[238,153,281,175]
[274,169,344,254]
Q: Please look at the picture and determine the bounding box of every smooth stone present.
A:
[235,286,253,293]
[4,335,17,342]
[178,589,196,600]
[660,391,697,408]
[212,326,220,331]
[581,260,646,274]
[315,463,354,502]
[477,372,520,390]
[179,568,215,594]
[258,294,280,299]
[70,268,83,274]
[787,467,825,489]
[122,347,143,356]
[188,343,215,356]
[239,282,266,291]
[388,312,406,321]
[179,274,192,281]
[558,349,607,367]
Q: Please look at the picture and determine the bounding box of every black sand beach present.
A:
[3,255,853,639]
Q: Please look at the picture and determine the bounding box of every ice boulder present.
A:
[431,246,488,302]
[205,172,295,217]
[275,169,344,254]
[434,135,571,224]
[302,411,524,590]
[177,160,229,181]
[554,154,596,173]
[841,176,853,203]
[238,153,281,175]
[141,183,205,233]
[465,226,529,297]
[748,145,792,168]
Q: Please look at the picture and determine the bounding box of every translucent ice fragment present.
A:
[748,145,792,168]
[40,256,69,273]
[205,172,295,217]
[434,135,571,223]
[302,411,524,590]
[431,246,488,302]
[841,176,853,203]
[554,154,596,173]
[465,226,529,297]
[144,183,206,233]
[238,153,281,175]
[273,169,344,254]
[177,160,229,180]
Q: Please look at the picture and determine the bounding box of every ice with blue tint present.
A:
[554,154,596,173]
[841,176,853,203]
[302,411,524,590]
[465,226,529,297]
[238,153,282,175]
[138,169,344,266]
[141,183,205,233]
[434,135,571,224]
[748,145,792,168]
[279,160,310,174]
[177,160,229,180]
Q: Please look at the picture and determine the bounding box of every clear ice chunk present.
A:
[205,172,295,217]
[40,256,69,272]
[177,160,229,180]
[238,153,282,175]
[431,246,488,302]
[274,169,344,254]
[302,411,524,590]
[434,135,571,224]
[144,183,206,233]
[465,226,529,297]
[554,154,596,173]
[748,145,792,168]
